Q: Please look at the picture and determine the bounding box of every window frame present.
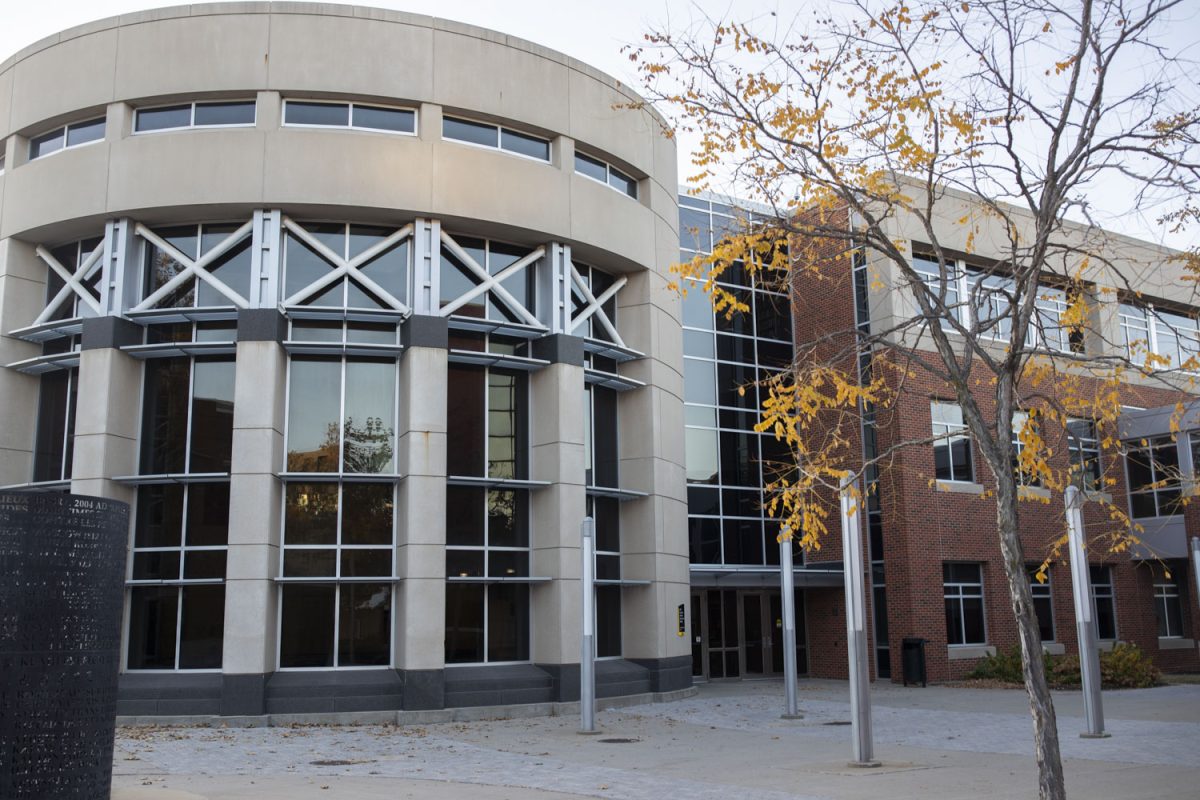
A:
[1028,566,1055,643]
[574,151,639,199]
[1066,418,1103,492]
[1123,435,1183,519]
[27,115,107,161]
[1011,410,1042,487]
[931,400,975,484]
[1090,565,1118,641]
[281,99,418,136]
[911,254,1083,354]
[133,99,258,134]
[943,562,987,646]
[1119,301,1200,371]
[441,114,551,164]
[1153,575,1184,639]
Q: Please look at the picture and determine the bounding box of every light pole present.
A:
[780,527,802,719]
[1065,486,1109,738]
[840,476,877,766]
[580,516,598,734]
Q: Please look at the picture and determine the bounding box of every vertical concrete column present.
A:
[1093,289,1124,360]
[395,316,449,709]
[71,317,144,506]
[616,266,692,692]
[0,239,44,486]
[220,310,288,715]
[529,334,587,699]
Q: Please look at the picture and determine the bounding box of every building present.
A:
[1,4,1195,722]
[777,190,1200,682]
[0,3,691,717]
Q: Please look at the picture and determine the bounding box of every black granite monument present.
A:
[0,492,129,799]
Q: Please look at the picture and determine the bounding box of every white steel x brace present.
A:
[132,221,254,311]
[438,231,544,328]
[280,217,412,314]
[569,262,626,348]
[33,241,104,325]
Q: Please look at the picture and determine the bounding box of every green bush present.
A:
[1100,642,1160,688]
[966,642,1160,689]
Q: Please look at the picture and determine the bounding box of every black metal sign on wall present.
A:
[0,492,129,800]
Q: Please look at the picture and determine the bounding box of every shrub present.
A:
[1099,642,1160,688]
[967,645,1024,683]
[967,642,1160,689]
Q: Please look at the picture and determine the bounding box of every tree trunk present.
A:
[994,478,1066,800]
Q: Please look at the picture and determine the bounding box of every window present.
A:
[283,100,415,134]
[141,223,254,309]
[28,116,105,160]
[128,353,234,670]
[1154,573,1183,638]
[135,100,256,132]
[571,263,619,343]
[932,401,973,483]
[1011,411,1042,486]
[445,364,532,664]
[127,484,229,670]
[280,354,397,668]
[279,483,394,668]
[912,255,1081,352]
[944,563,986,645]
[1067,418,1102,491]
[439,234,536,324]
[586,384,622,657]
[1125,436,1181,518]
[1090,566,1117,640]
[0,151,6,174]
[282,221,410,311]
[574,152,638,199]
[1119,302,1200,370]
[33,368,77,483]
[1029,567,1055,642]
[442,116,550,161]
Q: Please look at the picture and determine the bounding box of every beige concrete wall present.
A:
[0,238,43,485]
[223,340,287,674]
[0,3,675,274]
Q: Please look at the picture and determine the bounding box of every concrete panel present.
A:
[113,14,271,100]
[233,340,286,431]
[230,426,284,476]
[266,14,434,102]
[70,431,137,480]
[395,576,444,670]
[226,472,282,549]
[397,430,446,479]
[396,541,444,577]
[263,128,433,214]
[107,129,268,212]
[398,346,448,435]
[74,347,142,440]
[222,578,277,673]
[0,446,33,488]
[0,67,12,139]
[566,68,655,179]
[0,144,111,239]
[431,142,569,238]
[569,178,656,270]
[225,542,279,580]
[7,28,117,134]
[431,28,569,136]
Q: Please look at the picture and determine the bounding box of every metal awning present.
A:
[689,565,844,588]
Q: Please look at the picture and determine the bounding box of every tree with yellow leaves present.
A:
[631,2,1199,797]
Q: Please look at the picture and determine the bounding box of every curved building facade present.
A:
[0,3,689,717]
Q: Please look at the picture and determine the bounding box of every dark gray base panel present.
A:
[117,659,694,717]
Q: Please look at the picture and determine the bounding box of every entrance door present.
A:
[691,588,809,680]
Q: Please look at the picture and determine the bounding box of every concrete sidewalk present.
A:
[112,679,1200,800]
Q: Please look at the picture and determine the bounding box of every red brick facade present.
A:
[790,240,1200,682]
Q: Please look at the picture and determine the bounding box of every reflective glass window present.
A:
[352,104,415,133]
[285,101,350,126]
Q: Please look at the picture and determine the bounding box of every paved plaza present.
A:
[112,679,1200,799]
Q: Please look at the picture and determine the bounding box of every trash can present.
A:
[901,637,927,687]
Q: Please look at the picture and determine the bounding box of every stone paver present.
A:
[112,679,1200,800]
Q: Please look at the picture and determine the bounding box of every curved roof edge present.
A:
[0,1,669,129]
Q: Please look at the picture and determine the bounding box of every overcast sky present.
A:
[3,1,1197,249]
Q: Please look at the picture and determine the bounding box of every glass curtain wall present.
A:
[128,344,235,670]
[585,384,622,657]
[445,357,532,664]
[679,196,797,568]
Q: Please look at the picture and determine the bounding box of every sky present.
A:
[3,0,1197,250]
